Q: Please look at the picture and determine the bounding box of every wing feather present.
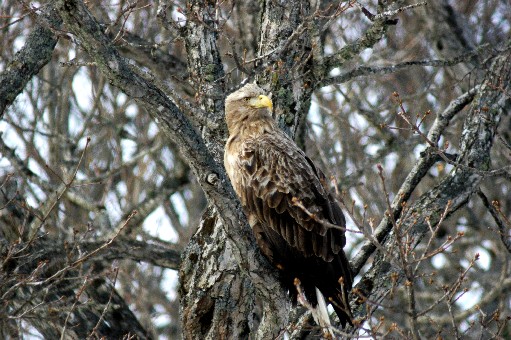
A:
[235,130,346,261]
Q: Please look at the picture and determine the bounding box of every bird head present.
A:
[225,83,273,132]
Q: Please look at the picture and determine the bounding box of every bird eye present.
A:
[244,97,250,101]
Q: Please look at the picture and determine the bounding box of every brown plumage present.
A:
[224,83,353,327]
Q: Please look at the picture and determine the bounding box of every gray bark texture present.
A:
[0,0,510,339]
[0,5,61,116]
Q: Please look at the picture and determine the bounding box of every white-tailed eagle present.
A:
[224,83,353,327]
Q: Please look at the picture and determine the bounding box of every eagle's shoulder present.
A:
[240,131,326,196]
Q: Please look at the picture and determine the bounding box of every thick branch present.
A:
[0,5,61,116]
[183,0,227,163]
[178,2,264,337]
[83,238,182,269]
[257,0,315,143]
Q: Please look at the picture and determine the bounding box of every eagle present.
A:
[223,83,353,328]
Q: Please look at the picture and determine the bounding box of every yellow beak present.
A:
[249,95,273,110]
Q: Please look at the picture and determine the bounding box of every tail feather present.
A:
[312,287,331,328]
[311,288,335,339]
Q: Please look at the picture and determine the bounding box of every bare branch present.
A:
[322,47,492,86]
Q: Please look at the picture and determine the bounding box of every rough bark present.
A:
[179,207,257,339]
[178,1,259,338]
[258,0,314,143]
[0,5,61,116]
[182,0,227,162]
